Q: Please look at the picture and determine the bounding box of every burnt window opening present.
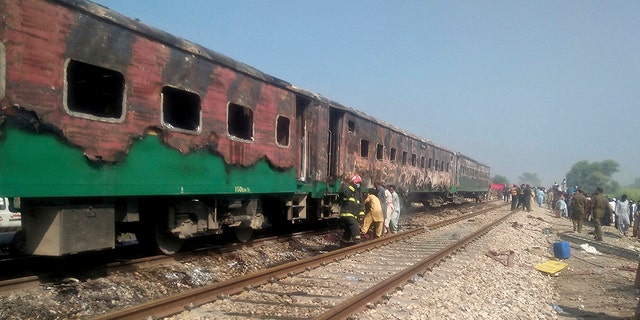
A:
[276,116,290,146]
[402,151,407,165]
[390,148,397,162]
[411,154,417,167]
[376,144,384,160]
[360,140,369,158]
[228,103,254,140]
[162,86,200,131]
[347,120,355,133]
[66,60,124,119]
[420,156,425,168]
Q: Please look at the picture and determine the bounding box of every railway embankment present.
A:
[1,201,638,319]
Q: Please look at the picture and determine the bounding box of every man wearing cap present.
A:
[339,174,365,242]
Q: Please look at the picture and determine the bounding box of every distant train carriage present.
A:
[454,154,491,202]
[0,0,489,256]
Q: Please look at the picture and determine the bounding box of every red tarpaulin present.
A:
[490,183,506,190]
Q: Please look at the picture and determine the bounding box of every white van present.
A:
[0,197,24,254]
[0,197,21,230]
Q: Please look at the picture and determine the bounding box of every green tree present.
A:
[630,177,640,189]
[565,160,619,194]
[518,172,541,187]
[492,175,509,185]
[612,188,640,202]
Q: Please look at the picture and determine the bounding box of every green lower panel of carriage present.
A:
[0,125,303,198]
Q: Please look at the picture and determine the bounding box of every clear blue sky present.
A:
[92,0,640,187]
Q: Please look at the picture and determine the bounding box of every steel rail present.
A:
[315,210,515,319]
[92,229,424,320]
[0,229,323,294]
[92,204,504,320]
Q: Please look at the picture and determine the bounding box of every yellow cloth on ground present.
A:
[535,260,568,274]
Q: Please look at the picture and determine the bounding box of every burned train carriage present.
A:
[0,0,490,256]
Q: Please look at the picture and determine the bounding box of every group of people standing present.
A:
[505,184,536,212]
[338,174,401,243]
[504,181,637,242]
[569,188,635,242]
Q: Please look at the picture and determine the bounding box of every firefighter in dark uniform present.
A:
[339,173,365,242]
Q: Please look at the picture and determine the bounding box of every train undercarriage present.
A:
[20,193,340,256]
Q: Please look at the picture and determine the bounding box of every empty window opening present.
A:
[347,120,355,133]
[66,59,124,119]
[420,156,425,168]
[276,116,290,146]
[228,103,254,140]
[390,148,397,162]
[376,144,384,160]
[360,140,369,158]
[402,151,407,165]
[411,154,417,167]
[162,86,200,131]
[435,160,439,171]
[428,158,433,168]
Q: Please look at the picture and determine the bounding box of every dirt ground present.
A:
[543,211,640,319]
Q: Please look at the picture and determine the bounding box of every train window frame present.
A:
[390,148,397,162]
[360,139,369,158]
[64,59,126,123]
[161,86,201,134]
[376,144,384,161]
[276,115,290,147]
[227,102,255,142]
[347,120,356,133]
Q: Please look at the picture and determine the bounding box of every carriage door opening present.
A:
[296,96,311,181]
[328,109,343,178]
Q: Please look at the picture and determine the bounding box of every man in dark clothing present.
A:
[510,184,519,211]
[339,174,365,242]
[523,184,532,212]
[571,189,586,233]
[590,187,608,241]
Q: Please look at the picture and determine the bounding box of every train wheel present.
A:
[155,223,184,255]
[234,226,253,242]
[9,231,26,255]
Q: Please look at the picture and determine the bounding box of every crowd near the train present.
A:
[501,179,638,242]
[339,174,402,243]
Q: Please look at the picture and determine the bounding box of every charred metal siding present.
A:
[1,0,298,171]
[331,105,456,193]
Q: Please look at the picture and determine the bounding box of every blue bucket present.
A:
[553,241,570,259]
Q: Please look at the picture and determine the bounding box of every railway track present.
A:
[0,201,491,294]
[94,202,510,319]
[0,230,331,294]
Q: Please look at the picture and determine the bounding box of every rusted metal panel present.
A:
[1,0,297,170]
[305,102,330,182]
[334,109,457,193]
